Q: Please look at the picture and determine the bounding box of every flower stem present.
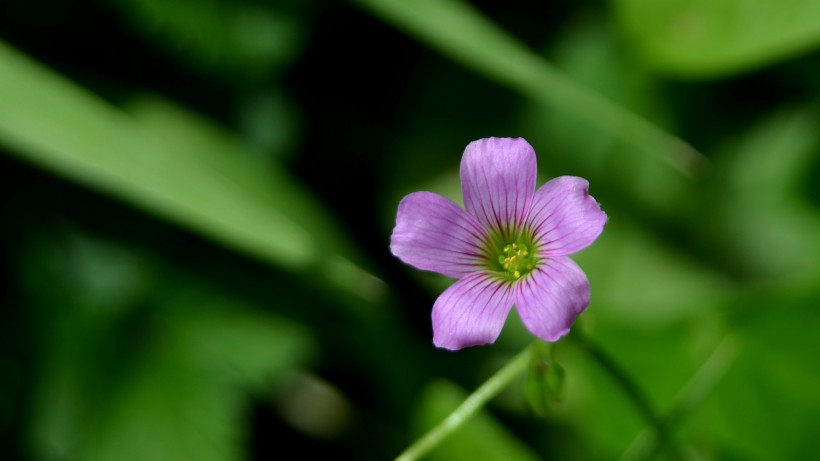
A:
[395,344,534,461]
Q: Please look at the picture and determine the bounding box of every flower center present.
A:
[489,240,538,280]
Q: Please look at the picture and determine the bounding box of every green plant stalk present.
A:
[572,331,682,460]
[617,334,740,461]
[394,344,535,461]
[395,330,699,460]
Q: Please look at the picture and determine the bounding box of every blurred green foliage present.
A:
[614,0,820,77]
[1,0,820,460]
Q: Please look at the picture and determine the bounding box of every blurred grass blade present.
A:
[0,41,381,301]
[355,0,707,177]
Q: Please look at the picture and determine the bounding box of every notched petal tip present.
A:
[463,137,535,156]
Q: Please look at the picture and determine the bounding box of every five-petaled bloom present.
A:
[390,137,607,350]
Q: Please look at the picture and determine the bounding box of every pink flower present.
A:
[390,138,607,350]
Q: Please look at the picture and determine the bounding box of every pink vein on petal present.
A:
[433,271,515,350]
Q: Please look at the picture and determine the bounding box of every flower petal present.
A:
[461,137,537,239]
[432,272,514,350]
[514,256,590,342]
[390,191,487,279]
[527,176,607,256]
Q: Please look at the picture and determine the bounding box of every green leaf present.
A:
[710,107,820,279]
[576,217,734,329]
[355,0,707,177]
[412,380,542,461]
[24,234,316,461]
[719,107,820,200]
[83,303,314,461]
[614,0,820,77]
[84,355,245,461]
[691,291,820,460]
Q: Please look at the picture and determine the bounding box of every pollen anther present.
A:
[493,239,537,280]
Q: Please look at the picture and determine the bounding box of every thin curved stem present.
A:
[572,331,682,461]
[617,334,739,461]
[395,344,534,461]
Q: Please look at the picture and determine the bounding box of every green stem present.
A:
[572,332,682,460]
[617,334,739,461]
[395,344,535,461]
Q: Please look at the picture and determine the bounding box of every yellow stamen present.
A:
[495,240,538,280]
